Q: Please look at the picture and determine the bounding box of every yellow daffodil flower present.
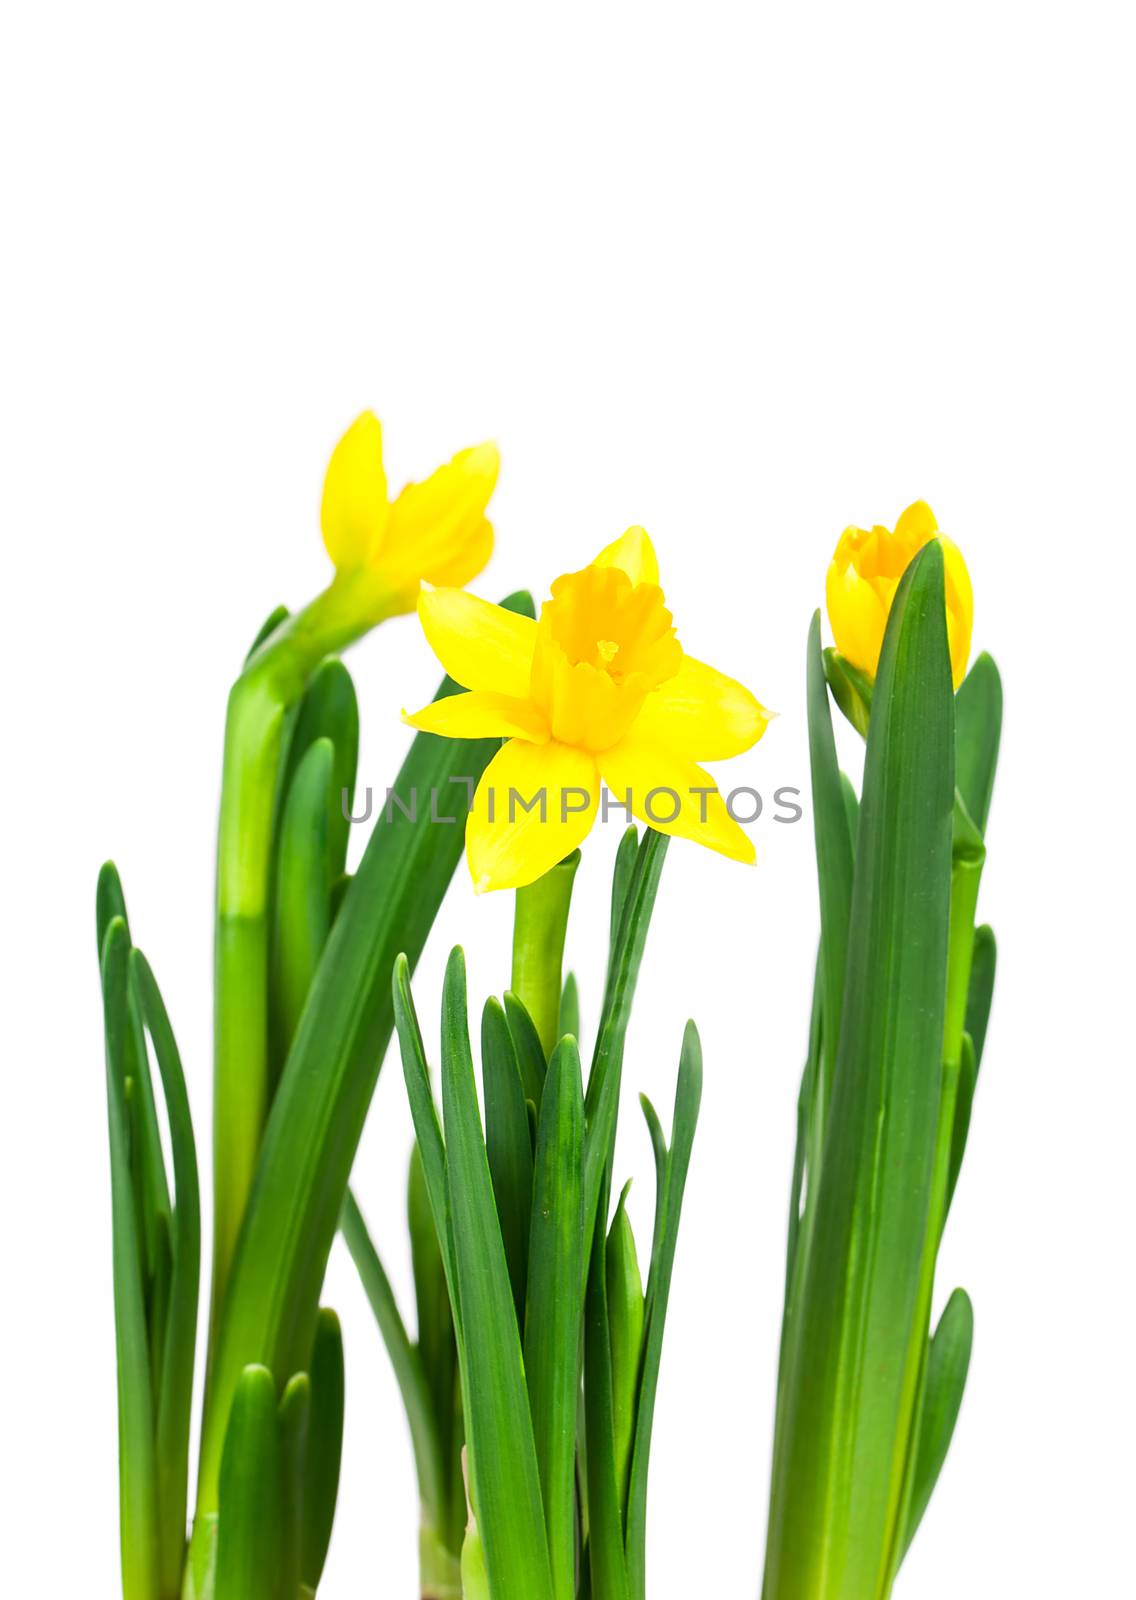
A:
[321,409,498,617]
[826,500,973,689]
[404,527,770,892]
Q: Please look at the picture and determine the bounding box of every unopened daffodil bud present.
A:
[826,501,973,690]
[320,410,498,614]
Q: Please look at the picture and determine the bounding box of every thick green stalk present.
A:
[209,572,396,1351]
[511,851,580,1058]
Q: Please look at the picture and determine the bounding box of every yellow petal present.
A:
[631,655,770,760]
[403,690,549,743]
[467,739,599,893]
[599,733,755,864]
[941,534,974,689]
[894,499,939,551]
[825,557,890,677]
[382,443,499,589]
[321,411,389,570]
[591,525,660,587]
[418,588,538,698]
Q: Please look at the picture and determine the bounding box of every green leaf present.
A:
[407,1144,461,1539]
[300,1309,345,1591]
[524,1037,586,1600]
[822,646,873,738]
[955,652,1002,835]
[638,1094,668,1291]
[965,923,997,1072]
[807,612,857,1161]
[340,1190,446,1529]
[97,863,171,1281]
[131,950,201,1600]
[559,971,581,1050]
[483,997,536,1327]
[198,593,535,1519]
[625,1022,702,1600]
[946,1032,979,1216]
[280,657,360,879]
[100,918,161,1600]
[606,1185,645,1517]
[764,542,956,1599]
[440,948,554,1600]
[277,1372,311,1595]
[394,955,461,1344]
[584,1207,631,1600]
[504,990,547,1107]
[245,604,290,662]
[270,736,334,1077]
[608,826,640,974]
[215,1365,284,1600]
[583,830,669,1281]
[900,1288,974,1559]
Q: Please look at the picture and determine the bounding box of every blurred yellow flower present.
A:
[404,527,770,892]
[321,410,498,612]
[826,501,973,689]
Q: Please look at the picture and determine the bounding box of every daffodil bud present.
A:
[606,1188,645,1509]
[319,411,498,615]
[825,501,973,690]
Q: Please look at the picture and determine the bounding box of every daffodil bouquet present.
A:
[94,416,769,1600]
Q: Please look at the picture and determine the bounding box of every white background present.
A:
[3,3,1133,1594]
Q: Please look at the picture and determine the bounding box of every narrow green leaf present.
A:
[131,949,201,1600]
[525,1037,586,1600]
[638,1094,668,1295]
[440,948,554,1600]
[763,542,956,1598]
[900,1288,974,1558]
[625,1022,702,1600]
[822,647,873,737]
[215,1365,284,1600]
[584,830,669,1279]
[245,604,290,662]
[606,1186,645,1517]
[807,611,856,1158]
[97,864,171,1280]
[277,1372,311,1596]
[505,990,547,1107]
[584,1206,631,1600]
[559,971,581,1051]
[965,923,997,1072]
[198,593,535,1518]
[281,657,360,878]
[101,918,161,1600]
[955,652,1002,835]
[394,955,460,1342]
[408,1144,461,1536]
[300,1309,345,1591]
[483,997,536,1327]
[341,1190,445,1528]
[608,826,640,962]
[270,736,334,1076]
[946,1032,979,1215]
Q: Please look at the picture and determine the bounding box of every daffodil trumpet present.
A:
[763,534,1002,1600]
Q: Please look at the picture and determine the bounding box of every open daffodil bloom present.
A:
[405,527,770,891]
[825,500,973,689]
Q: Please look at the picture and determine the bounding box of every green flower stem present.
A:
[209,572,398,1359]
[510,852,580,1058]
